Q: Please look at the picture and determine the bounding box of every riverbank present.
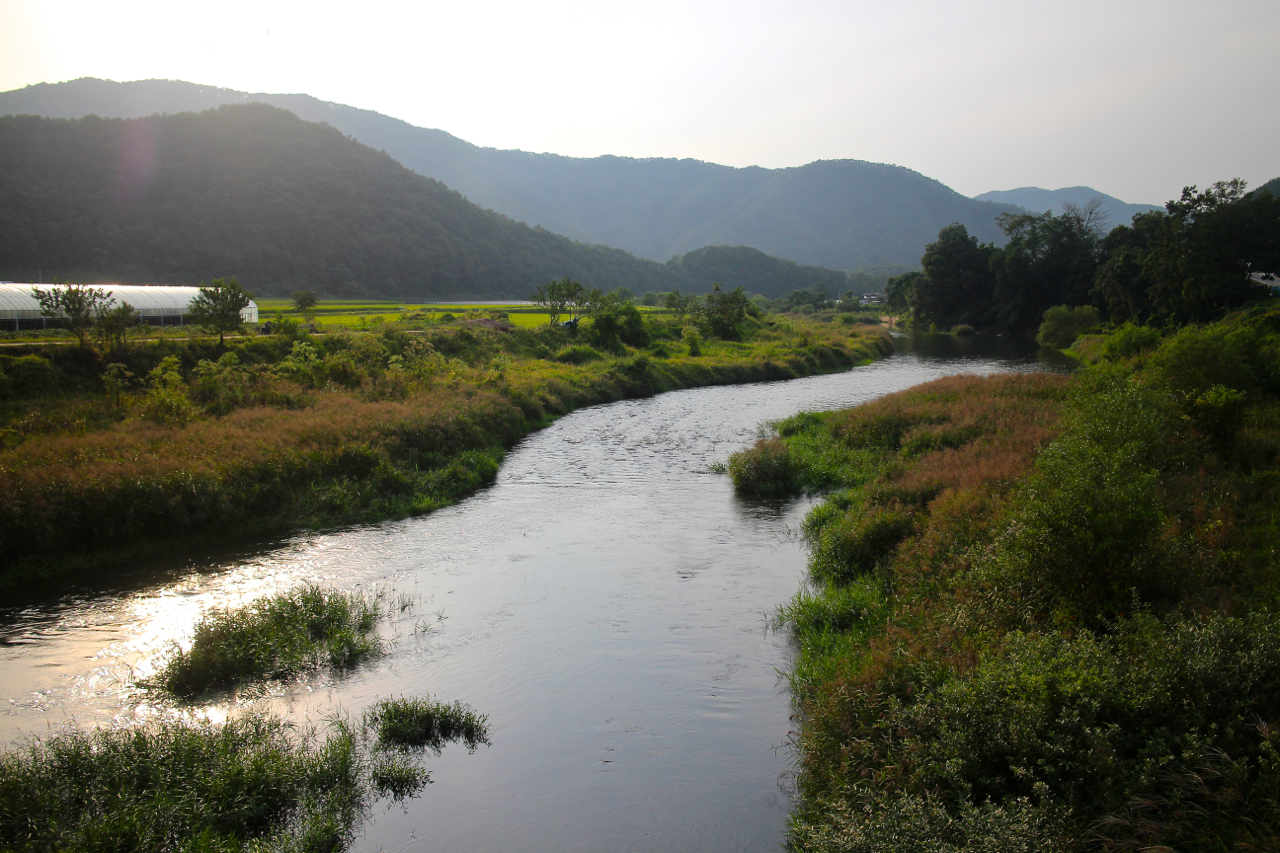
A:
[731,306,1280,851]
[0,312,891,589]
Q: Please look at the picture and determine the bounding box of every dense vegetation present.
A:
[152,585,386,697]
[0,304,891,588]
[889,179,1280,334]
[1,77,1027,270]
[729,305,1280,850]
[0,696,488,852]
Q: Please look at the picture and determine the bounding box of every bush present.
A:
[1101,322,1161,359]
[554,344,605,365]
[951,324,976,336]
[682,327,703,357]
[152,584,384,696]
[728,437,802,497]
[1036,304,1100,349]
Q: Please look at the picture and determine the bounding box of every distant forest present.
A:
[0,105,867,300]
[889,179,1280,333]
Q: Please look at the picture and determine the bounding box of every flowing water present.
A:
[0,335,1071,852]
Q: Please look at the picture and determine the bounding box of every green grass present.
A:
[365,696,490,753]
[0,715,365,853]
[151,585,385,698]
[0,691,492,853]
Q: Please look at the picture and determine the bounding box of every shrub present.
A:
[950,324,976,336]
[141,355,197,426]
[0,355,59,399]
[152,584,385,697]
[728,437,802,497]
[682,328,703,356]
[554,344,605,365]
[1101,322,1161,359]
[1036,304,1100,349]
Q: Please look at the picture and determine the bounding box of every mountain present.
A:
[0,106,675,298]
[973,186,1161,226]
[1257,177,1280,197]
[0,77,1024,268]
[0,105,862,299]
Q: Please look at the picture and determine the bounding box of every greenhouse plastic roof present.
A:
[0,284,257,321]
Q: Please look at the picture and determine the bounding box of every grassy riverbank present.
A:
[0,310,890,589]
[730,306,1280,851]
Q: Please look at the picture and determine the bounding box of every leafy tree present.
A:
[663,291,698,323]
[1091,210,1164,323]
[531,278,589,325]
[990,203,1106,333]
[33,282,114,348]
[1144,180,1280,323]
[189,277,253,346]
[885,271,925,315]
[702,284,750,339]
[96,301,141,350]
[916,223,995,327]
[291,290,318,321]
[1036,304,1100,349]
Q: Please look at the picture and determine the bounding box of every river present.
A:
[0,334,1071,852]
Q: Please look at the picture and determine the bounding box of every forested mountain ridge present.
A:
[0,105,675,298]
[973,185,1161,225]
[0,77,1025,268]
[0,105,860,298]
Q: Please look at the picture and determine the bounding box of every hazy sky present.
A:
[2,0,1276,204]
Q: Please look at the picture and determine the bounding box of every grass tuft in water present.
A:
[153,584,386,697]
[366,696,491,754]
[0,715,364,853]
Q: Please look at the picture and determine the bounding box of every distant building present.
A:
[0,283,258,332]
[859,292,886,306]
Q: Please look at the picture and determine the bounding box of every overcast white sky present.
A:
[2,0,1276,204]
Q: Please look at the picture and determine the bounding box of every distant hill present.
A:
[1256,177,1280,197]
[0,77,1024,268]
[0,106,674,298]
[973,186,1161,226]
[0,105,857,299]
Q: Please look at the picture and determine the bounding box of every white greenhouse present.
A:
[0,283,259,331]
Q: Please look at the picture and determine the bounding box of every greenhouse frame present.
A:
[0,283,259,331]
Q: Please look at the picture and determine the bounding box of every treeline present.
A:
[0,105,860,301]
[888,179,1280,334]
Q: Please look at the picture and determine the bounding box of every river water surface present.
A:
[0,335,1070,852]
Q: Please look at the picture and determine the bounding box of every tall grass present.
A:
[0,715,364,853]
[152,585,384,697]
[0,692,492,853]
[751,305,1280,851]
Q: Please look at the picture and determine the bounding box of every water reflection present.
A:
[0,341,1068,852]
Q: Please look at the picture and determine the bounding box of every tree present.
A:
[530,278,586,325]
[1143,180,1280,323]
[702,284,750,339]
[33,282,114,348]
[189,277,254,346]
[917,223,995,328]
[97,302,141,350]
[663,291,698,323]
[990,205,1106,333]
[292,290,318,321]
